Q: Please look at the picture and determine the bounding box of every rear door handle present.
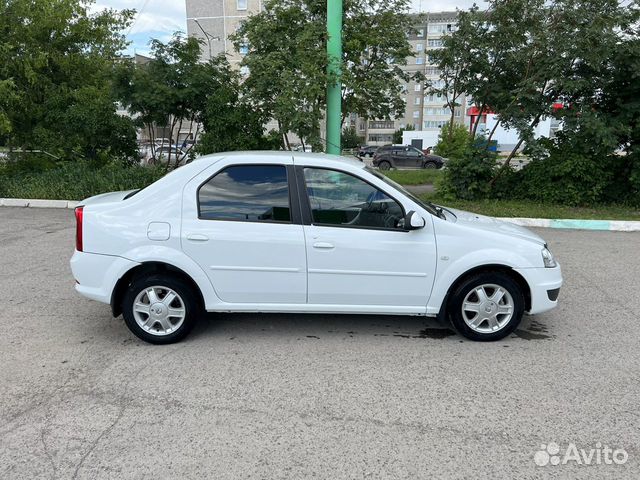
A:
[313,242,334,250]
[186,233,209,242]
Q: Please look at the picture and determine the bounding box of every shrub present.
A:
[434,122,472,160]
[439,148,498,200]
[0,160,165,200]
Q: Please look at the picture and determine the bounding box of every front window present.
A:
[237,0,248,10]
[365,166,442,218]
[303,168,404,230]
[198,165,291,222]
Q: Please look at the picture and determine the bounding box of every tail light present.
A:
[75,206,84,252]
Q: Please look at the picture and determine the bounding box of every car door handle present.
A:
[313,242,334,250]
[186,233,209,242]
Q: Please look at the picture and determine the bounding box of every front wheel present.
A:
[378,160,391,171]
[122,274,200,344]
[423,161,438,169]
[447,272,524,341]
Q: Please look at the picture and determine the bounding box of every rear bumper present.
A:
[70,251,140,304]
[515,264,563,315]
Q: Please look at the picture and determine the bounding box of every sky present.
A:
[93,0,485,56]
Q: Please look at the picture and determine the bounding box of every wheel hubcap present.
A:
[461,284,514,333]
[132,286,186,336]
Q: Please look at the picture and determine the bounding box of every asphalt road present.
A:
[1,207,639,479]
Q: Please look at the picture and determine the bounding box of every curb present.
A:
[497,217,640,232]
[1,198,639,232]
[1,198,79,209]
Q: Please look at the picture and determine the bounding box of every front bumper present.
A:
[514,264,563,315]
[70,251,140,304]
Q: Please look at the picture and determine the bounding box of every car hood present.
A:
[443,207,546,246]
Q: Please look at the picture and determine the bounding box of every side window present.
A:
[303,168,404,230]
[198,165,291,222]
[405,147,421,157]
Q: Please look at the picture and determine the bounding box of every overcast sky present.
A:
[94,0,485,56]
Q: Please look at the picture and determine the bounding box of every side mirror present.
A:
[401,210,426,230]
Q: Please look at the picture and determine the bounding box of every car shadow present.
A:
[189,312,456,341]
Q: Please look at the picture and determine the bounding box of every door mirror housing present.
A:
[400,210,426,230]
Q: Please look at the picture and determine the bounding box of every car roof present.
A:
[193,150,365,169]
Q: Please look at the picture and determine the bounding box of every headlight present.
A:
[541,247,557,268]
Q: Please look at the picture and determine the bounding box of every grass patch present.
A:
[383,169,443,185]
[0,161,166,201]
[420,192,640,221]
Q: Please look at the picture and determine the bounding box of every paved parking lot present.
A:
[1,207,639,479]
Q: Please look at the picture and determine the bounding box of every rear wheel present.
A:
[447,272,524,341]
[122,274,200,344]
[378,160,391,171]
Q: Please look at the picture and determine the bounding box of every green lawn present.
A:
[419,193,640,221]
[383,169,443,185]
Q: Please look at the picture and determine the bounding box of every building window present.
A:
[240,65,249,76]
[414,84,421,92]
[413,110,420,119]
[368,120,395,129]
[423,120,447,129]
[198,165,290,222]
[239,43,249,55]
[425,67,441,76]
[237,0,248,10]
[416,43,423,51]
[416,57,424,65]
[414,97,421,105]
[428,39,444,48]
[417,28,424,37]
[368,133,394,143]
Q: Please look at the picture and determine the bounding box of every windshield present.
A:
[364,166,444,219]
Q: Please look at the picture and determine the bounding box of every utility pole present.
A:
[326,0,343,155]
[193,18,220,60]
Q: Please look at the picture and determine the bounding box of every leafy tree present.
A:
[392,124,414,144]
[434,122,471,159]
[0,0,136,159]
[231,0,417,150]
[341,126,363,149]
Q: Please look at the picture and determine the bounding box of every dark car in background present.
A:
[372,145,445,170]
[357,145,378,158]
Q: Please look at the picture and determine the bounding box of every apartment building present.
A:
[360,12,467,146]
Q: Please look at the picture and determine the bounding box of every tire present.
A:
[447,271,524,341]
[423,161,438,169]
[378,160,391,171]
[122,274,200,344]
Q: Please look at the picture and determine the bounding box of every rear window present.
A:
[198,165,291,222]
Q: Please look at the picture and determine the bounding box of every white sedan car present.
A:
[70,152,562,344]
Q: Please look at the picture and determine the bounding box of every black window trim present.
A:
[295,165,408,233]
[196,163,301,225]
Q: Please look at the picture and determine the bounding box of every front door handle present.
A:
[313,242,334,250]
[186,233,209,242]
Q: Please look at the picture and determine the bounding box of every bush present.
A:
[0,160,165,200]
[434,122,472,159]
[439,148,498,200]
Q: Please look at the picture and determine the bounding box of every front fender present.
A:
[426,248,535,315]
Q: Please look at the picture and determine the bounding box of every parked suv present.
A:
[373,145,444,170]
[71,152,562,344]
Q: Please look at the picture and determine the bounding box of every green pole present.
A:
[326,0,342,155]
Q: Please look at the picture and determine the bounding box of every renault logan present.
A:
[70,152,562,344]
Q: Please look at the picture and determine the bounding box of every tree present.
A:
[341,126,363,149]
[116,34,224,167]
[0,0,136,159]
[231,0,418,150]
[434,122,471,159]
[392,124,414,144]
